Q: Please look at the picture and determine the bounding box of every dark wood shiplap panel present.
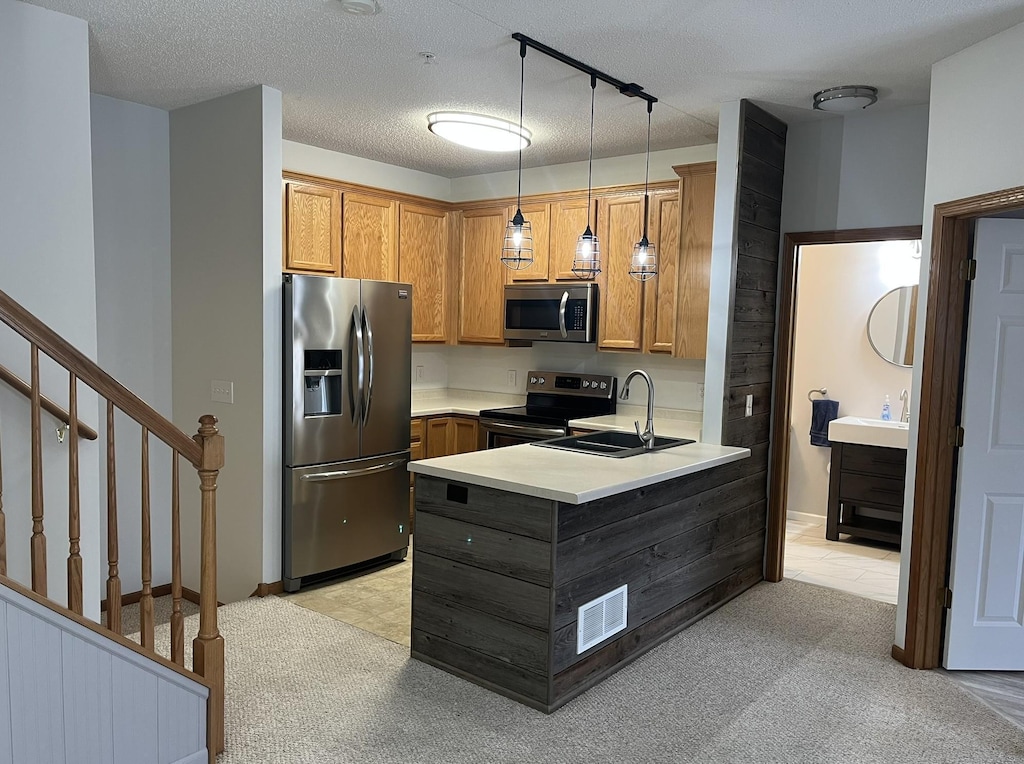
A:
[737,221,782,262]
[741,120,786,170]
[415,477,554,541]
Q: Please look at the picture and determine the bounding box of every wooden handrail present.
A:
[0,362,98,440]
[0,289,201,465]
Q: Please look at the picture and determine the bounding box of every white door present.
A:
[945,218,1024,669]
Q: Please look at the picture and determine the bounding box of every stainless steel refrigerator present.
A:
[283,274,412,592]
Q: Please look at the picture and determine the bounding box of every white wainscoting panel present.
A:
[0,582,208,764]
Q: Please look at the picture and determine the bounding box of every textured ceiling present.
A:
[24,0,1024,177]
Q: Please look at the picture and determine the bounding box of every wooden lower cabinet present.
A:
[410,415,480,527]
[409,419,425,528]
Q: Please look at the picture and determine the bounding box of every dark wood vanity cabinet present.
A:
[826,442,906,546]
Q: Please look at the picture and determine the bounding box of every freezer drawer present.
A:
[283,452,410,588]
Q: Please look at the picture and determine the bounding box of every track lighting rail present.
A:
[511,32,658,106]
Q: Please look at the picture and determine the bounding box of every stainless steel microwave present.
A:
[503,283,599,343]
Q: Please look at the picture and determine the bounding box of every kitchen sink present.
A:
[533,429,695,458]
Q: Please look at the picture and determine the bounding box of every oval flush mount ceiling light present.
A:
[337,0,381,15]
[427,112,531,152]
[812,85,878,112]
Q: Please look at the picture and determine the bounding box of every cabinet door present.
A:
[459,207,507,344]
[643,192,680,354]
[506,202,551,282]
[674,164,716,359]
[597,195,644,351]
[284,182,341,275]
[398,203,449,342]
[451,417,479,454]
[550,198,595,281]
[425,417,451,458]
[342,193,398,281]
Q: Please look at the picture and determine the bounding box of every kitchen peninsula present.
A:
[408,441,762,712]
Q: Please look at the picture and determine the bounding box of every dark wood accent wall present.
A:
[411,455,766,713]
[722,100,787,563]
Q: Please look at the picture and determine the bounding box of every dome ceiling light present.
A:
[337,0,381,15]
[812,85,879,112]
[426,112,531,152]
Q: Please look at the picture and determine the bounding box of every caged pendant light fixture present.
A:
[628,101,657,281]
[572,76,601,279]
[502,40,534,270]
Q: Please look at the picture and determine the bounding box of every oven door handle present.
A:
[558,290,569,338]
[481,420,567,438]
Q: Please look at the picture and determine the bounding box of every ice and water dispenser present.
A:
[303,349,343,417]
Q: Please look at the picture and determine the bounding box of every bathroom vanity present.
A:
[826,417,909,546]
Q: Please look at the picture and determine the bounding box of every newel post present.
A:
[192,414,225,755]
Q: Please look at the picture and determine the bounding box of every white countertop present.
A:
[408,441,749,504]
[569,406,702,441]
[411,389,525,417]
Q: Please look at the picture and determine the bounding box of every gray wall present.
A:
[91,93,174,595]
[0,581,208,764]
[0,0,102,618]
[781,105,930,233]
[169,86,282,602]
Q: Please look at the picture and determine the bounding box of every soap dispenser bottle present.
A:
[881,395,892,421]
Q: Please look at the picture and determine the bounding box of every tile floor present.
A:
[784,516,900,604]
[285,549,413,647]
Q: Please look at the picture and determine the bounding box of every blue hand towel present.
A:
[810,399,840,447]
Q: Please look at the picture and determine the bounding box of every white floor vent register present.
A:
[577,584,628,654]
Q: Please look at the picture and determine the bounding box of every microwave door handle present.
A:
[299,458,408,482]
[558,290,569,338]
[361,306,374,426]
[350,306,364,425]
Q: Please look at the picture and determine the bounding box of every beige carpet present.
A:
[142,580,1024,764]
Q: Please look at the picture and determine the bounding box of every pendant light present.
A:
[502,41,534,270]
[572,76,601,279]
[629,101,658,281]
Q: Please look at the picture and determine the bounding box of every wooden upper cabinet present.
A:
[643,192,681,354]
[342,193,398,281]
[398,202,449,342]
[284,182,341,275]
[597,194,645,351]
[459,206,507,344]
[674,163,717,359]
[506,202,551,282]
[550,198,595,281]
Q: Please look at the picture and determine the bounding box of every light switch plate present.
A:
[745,394,753,417]
[211,379,234,404]
[415,365,424,382]
[507,369,517,388]
[697,384,705,403]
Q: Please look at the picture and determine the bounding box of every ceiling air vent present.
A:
[577,584,628,654]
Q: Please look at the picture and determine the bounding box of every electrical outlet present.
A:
[697,384,705,403]
[506,369,517,388]
[415,365,424,382]
[211,379,234,404]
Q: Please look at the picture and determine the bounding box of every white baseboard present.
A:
[786,510,826,524]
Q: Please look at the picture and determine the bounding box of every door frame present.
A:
[765,225,922,587]
[765,186,1024,671]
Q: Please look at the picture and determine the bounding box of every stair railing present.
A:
[0,288,225,755]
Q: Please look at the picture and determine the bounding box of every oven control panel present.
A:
[526,371,616,398]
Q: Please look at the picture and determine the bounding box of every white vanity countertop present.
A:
[408,441,749,504]
[411,389,525,417]
[570,406,702,441]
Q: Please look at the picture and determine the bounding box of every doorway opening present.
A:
[767,227,921,606]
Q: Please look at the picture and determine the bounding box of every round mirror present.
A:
[867,285,919,367]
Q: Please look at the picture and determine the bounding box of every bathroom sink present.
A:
[828,416,910,449]
[533,430,696,458]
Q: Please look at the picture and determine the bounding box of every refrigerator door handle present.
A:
[350,306,365,424]
[299,458,408,482]
[362,306,375,427]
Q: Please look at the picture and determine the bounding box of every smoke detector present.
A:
[338,0,381,15]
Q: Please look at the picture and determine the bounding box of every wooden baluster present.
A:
[30,345,46,595]
[170,451,184,665]
[192,415,225,754]
[105,401,122,634]
[0,426,5,577]
[67,373,82,614]
[140,427,154,650]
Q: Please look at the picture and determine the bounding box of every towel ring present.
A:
[807,388,828,402]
